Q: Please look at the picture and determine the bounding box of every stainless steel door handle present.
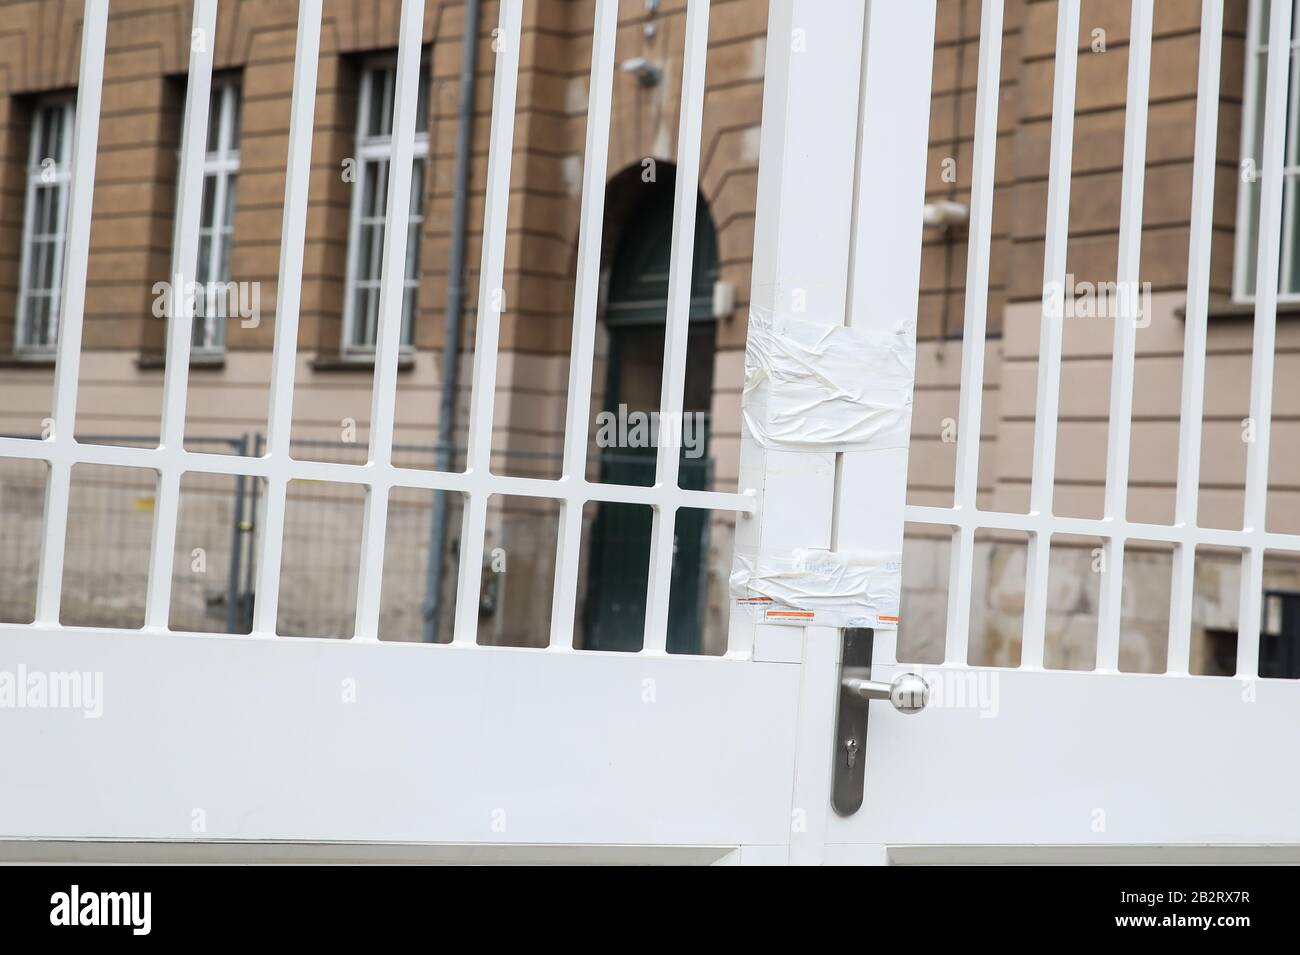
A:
[833,631,931,815]
[842,673,929,714]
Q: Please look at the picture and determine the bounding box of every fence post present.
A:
[832,4,935,659]
[733,0,873,863]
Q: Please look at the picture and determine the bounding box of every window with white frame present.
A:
[343,56,429,352]
[1236,0,1300,302]
[15,97,75,353]
[192,77,241,353]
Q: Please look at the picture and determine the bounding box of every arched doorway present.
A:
[582,176,719,653]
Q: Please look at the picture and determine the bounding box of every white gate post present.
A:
[833,4,936,661]
[735,0,871,864]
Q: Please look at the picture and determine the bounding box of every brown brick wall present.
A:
[921,0,1249,343]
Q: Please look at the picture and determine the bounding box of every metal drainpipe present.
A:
[422,0,480,642]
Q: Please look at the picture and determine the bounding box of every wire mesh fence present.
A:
[0,433,735,651]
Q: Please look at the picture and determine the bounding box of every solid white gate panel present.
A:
[0,624,800,855]
[843,667,1300,852]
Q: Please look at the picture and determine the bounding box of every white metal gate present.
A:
[3,0,1299,864]
[831,0,1300,864]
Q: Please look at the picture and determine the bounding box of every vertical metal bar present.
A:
[549,0,619,650]
[144,0,217,631]
[943,0,1003,666]
[354,0,426,641]
[243,430,263,631]
[33,0,108,625]
[1167,0,1223,674]
[226,433,249,633]
[641,0,711,654]
[451,0,524,646]
[1094,0,1153,672]
[1237,0,1293,679]
[251,0,322,636]
[1020,0,1080,670]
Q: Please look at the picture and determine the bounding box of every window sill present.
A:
[135,352,227,370]
[1182,299,1300,320]
[0,353,57,367]
[310,353,416,372]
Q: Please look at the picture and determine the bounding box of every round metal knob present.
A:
[888,672,929,714]
[842,672,929,714]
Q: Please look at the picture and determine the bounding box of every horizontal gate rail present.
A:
[0,0,755,654]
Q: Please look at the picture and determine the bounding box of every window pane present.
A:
[227,88,241,151]
[32,239,56,292]
[20,101,71,350]
[1242,51,1268,297]
[1288,178,1300,294]
[32,186,49,236]
[39,185,63,235]
[405,221,421,283]
[46,186,64,235]
[416,70,429,134]
[200,174,218,229]
[27,241,42,290]
[223,172,238,229]
[363,223,385,281]
[348,60,429,352]
[38,107,58,162]
[402,286,416,344]
[409,158,425,214]
[56,104,71,162]
[354,287,377,346]
[192,312,210,349]
[218,231,233,286]
[206,92,223,152]
[367,67,392,137]
[365,159,389,217]
[24,296,45,345]
[196,233,213,285]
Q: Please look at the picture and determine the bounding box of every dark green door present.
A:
[583,177,719,654]
[584,444,711,653]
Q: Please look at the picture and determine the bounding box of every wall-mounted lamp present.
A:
[621,57,663,87]
[713,280,736,320]
[922,200,970,231]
